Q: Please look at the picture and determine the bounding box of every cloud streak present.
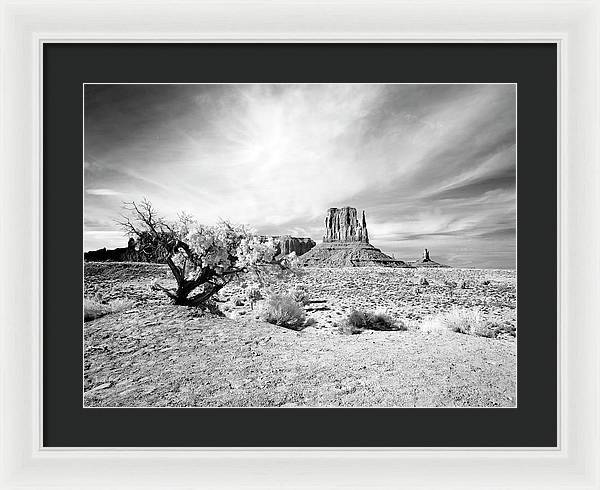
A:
[84,84,516,268]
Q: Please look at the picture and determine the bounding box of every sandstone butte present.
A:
[300,207,410,268]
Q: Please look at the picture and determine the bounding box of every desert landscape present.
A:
[84,83,517,408]
[84,207,516,408]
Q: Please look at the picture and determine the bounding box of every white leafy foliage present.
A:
[236,235,276,268]
[174,220,278,274]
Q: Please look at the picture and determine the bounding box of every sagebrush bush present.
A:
[243,285,263,309]
[345,310,405,332]
[260,294,306,330]
[84,297,133,322]
[337,321,363,335]
[424,307,494,337]
[288,286,310,305]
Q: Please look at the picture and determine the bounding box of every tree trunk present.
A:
[186,284,223,307]
[173,279,198,305]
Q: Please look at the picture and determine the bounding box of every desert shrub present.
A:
[304,317,317,327]
[425,307,494,337]
[440,307,483,334]
[244,285,263,309]
[337,320,363,335]
[260,294,306,330]
[459,280,468,289]
[419,277,429,286]
[84,297,133,322]
[470,321,495,338]
[490,322,516,338]
[368,312,405,331]
[346,310,405,332]
[288,286,310,305]
[482,280,491,286]
[347,310,369,330]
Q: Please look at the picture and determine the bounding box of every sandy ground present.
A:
[84,262,516,408]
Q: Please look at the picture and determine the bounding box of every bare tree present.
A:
[117,199,295,307]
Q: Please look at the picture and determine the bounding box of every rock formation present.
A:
[409,248,449,268]
[84,238,143,262]
[324,207,369,243]
[271,235,316,257]
[301,207,409,268]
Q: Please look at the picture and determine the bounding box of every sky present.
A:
[84,83,516,269]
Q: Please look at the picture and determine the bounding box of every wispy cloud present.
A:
[86,188,121,196]
[84,84,516,268]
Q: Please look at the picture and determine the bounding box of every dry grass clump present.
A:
[84,297,134,322]
[260,294,307,330]
[338,310,406,335]
[421,307,495,338]
[244,285,263,308]
[288,286,310,306]
[337,321,362,335]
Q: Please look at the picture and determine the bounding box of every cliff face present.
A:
[323,207,369,244]
[272,235,316,257]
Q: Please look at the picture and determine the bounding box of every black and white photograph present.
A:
[83,83,516,408]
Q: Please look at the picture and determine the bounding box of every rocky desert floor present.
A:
[84,262,516,408]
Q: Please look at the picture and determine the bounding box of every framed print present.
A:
[1,1,599,489]
[46,43,553,448]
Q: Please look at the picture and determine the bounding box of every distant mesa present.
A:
[409,248,449,268]
[270,235,316,257]
[84,238,147,262]
[301,207,410,268]
[85,235,316,263]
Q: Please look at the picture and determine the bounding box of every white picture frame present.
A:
[1,0,598,488]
